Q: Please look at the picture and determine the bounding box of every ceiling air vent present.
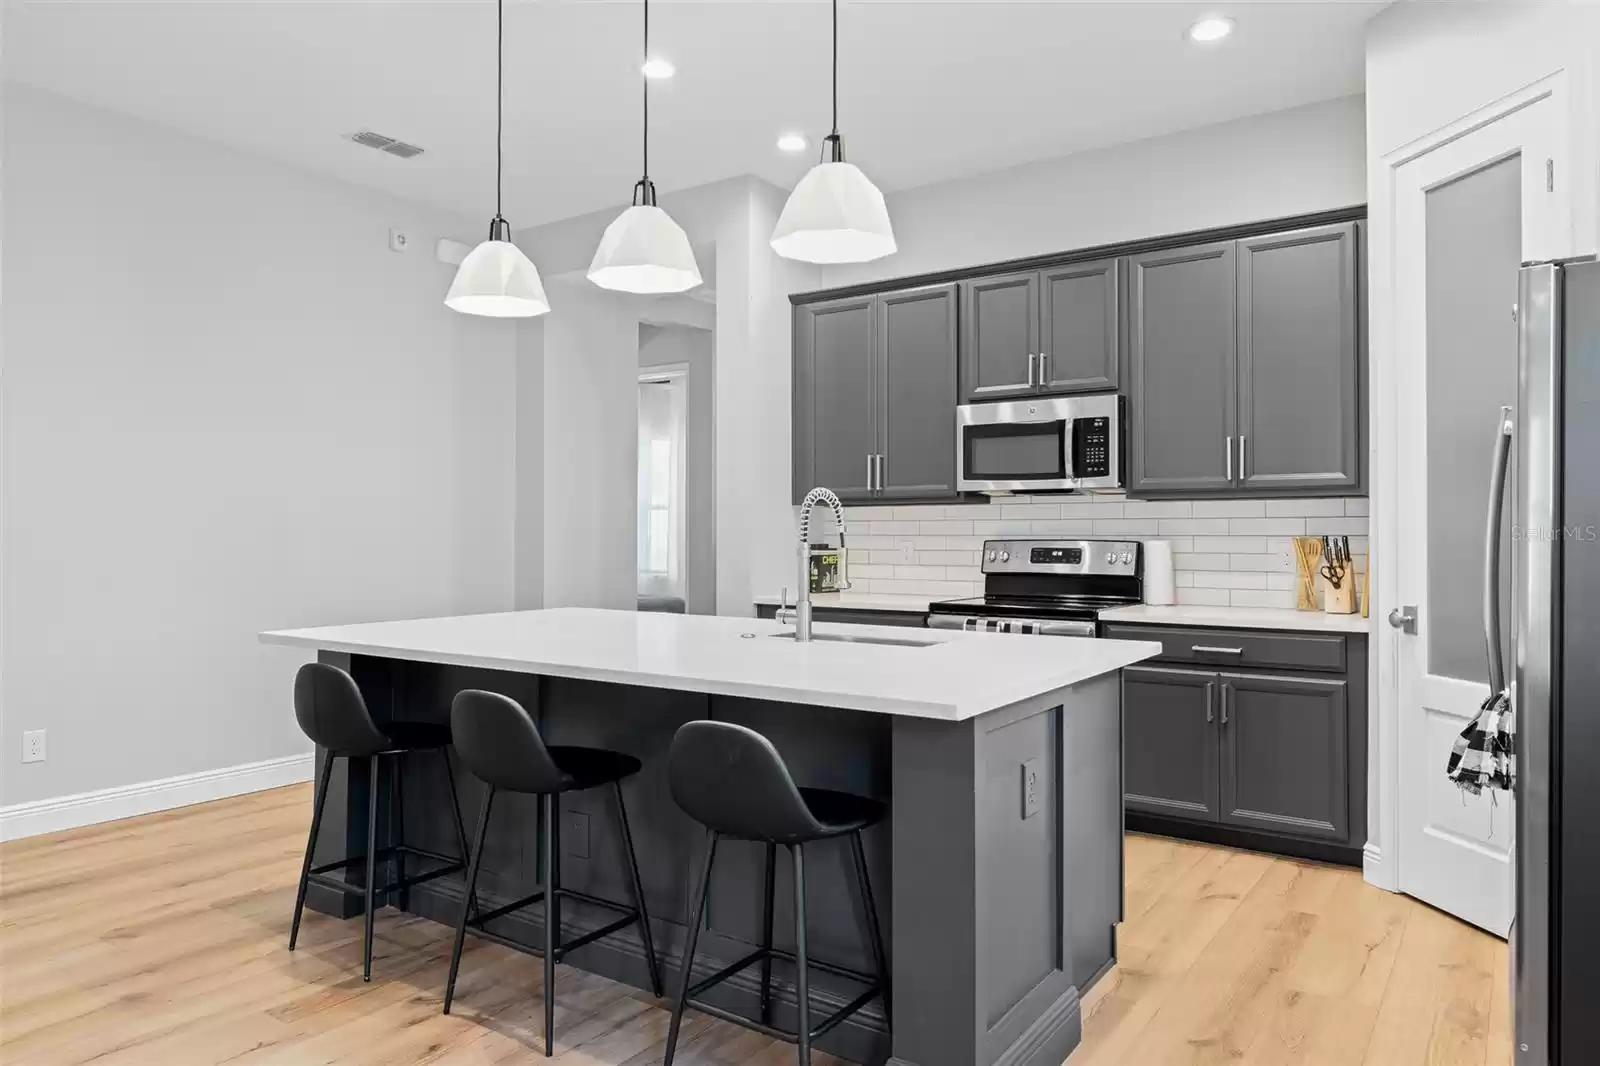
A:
[348,130,426,159]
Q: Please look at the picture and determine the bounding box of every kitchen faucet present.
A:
[784,486,850,642]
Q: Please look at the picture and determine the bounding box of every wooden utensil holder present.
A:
[1323,573,1356,615]
[1293,537,1323,611]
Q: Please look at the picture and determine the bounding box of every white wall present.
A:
[639,324,716,615]
[1,86,518,809]
[819,95,1368,288]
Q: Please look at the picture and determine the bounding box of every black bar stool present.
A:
[443,689,662,1056]
[288,662,474,982]
[663,720,889,1066]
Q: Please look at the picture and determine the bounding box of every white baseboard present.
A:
[0,752,314,842]
[1363,842,1396,892]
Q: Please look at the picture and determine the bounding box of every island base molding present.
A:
[302,651,1123,1066]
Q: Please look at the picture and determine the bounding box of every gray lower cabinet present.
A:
[793,284,958,504]
[1126,222,1361,497]
[1112,623,1368,863]
[958,258,1120,402]
[1219,672,1349,840]
[1123,666,1221,821]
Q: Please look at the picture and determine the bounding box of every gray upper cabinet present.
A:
[959,271,1038,402]
[793,295,877,503]
[1122,666,1221,822]
[877,284,960,499]
[1219,672,1349,840]
[1040,258,1119,392]
[1126,241,1238,493]
[794,286,959,504]
[1237,223,1360,492]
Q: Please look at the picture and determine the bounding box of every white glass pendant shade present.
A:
[588,203,702,294]
[446,230,550,318]
[771,160,895,264]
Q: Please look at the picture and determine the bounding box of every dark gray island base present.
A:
[304,651,1123,1066]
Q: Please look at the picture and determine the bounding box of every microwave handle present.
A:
[1062,415,1075,480]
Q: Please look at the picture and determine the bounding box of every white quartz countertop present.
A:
[752,592,936,613]
[1099,604,1372,634]
[260,608,1160,722]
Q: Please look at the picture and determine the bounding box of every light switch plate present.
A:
[1021,757,1041,819]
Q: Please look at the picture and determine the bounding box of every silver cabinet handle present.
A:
[1221,681,1231,725]
[1388,606,1417,633]
[1192,645,1244,656]
[1239,435,1247,479]
[1039,351,1050,386]
[1026,352,1037,389]
[866,454,875,493]
[875,454,884,492]
[1484,406,1513,697]
[1225,436,1233,480]
[1205,681,1215,724]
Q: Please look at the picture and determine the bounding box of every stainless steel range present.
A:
[926,539,1142,637]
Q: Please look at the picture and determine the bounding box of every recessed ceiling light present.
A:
[777,133,808,154]
[1188,16,1234,43]
[641,56,675,79]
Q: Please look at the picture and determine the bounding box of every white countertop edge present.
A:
[1099,604,1372,634]
[259,611,1161,722]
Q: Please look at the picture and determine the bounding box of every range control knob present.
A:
[986,550,997,562]
[999,550,1010,563]
[1105,552,1116,564]
[1120,551,1134,564]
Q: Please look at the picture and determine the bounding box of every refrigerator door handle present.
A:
[1485,404,1514,699]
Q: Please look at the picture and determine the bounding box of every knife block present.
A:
[1322,573,1356,615]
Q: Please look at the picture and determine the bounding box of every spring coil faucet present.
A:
[790,486,851,642]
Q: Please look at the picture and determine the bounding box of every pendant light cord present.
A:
[496,0,504,220]
[642,0,650,183]
[831,0,838,136]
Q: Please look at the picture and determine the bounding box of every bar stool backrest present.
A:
[293,663,390,756]
[450,689,569,794]
[667,720,824,844]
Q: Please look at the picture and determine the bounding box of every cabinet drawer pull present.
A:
[1221,681,1232,725]
[1192,645,1244,656]
[1205,681,1215,723]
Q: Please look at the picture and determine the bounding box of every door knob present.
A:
[1388,606,1417,634]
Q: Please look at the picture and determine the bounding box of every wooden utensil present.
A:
[1294,537,1324,611]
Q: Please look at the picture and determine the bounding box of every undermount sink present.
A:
[767,630,939,648]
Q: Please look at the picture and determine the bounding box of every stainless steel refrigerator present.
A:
[1510,257,1600,1066]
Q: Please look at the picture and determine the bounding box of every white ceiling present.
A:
[5,0,1386,228]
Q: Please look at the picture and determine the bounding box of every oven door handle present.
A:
[926,614,1097,637]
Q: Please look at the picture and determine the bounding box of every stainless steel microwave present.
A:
[955,394,1123,494]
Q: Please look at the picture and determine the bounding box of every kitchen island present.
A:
[260,608,1158,1066]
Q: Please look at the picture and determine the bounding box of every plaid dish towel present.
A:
[962,618,1041,635]
[1446,690,1516,795]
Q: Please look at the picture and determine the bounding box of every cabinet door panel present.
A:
[1237,223,1359,491]
[1220,672,1349,840]
[959,272,1039,402]
[878,284,960,499]
[1040,258,1119,393]
[1126,242,1237,492]
[1123,666,1221,821]
[794,296,877,503]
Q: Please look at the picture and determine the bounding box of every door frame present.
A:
[1369,71,1574,899]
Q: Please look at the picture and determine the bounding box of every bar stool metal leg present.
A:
[441,752,479,921]
[542,793,558,1056]
[611,780,662,997]
[758,842,777,1025]
[664,830,719,1066]
[444,786,495,1014]
[792,844,811,1066]
[392,754,408,911]
[849,831,890,1026]
[362,755,380,982]
[289,753,335,951]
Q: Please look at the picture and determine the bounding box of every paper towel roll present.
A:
[1144,540,1176,605]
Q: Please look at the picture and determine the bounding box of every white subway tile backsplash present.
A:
[1310,517,1369,535]
[1191,500,1266,518]
[1120,500,1192,518]
[920,551,980,565]
[1267,573,1299,591]
[847,563,896,579]
[1156,518,1233,535]
[867,578,980,597]
[853,536,896,550]
[1345,498,1370,517]
[867,521,922,535]
[1190,571,1269,590]
[1030,520,1096,535]
[894,565,949,581]
[1228,553,1293,573]
[1001,503,1063,519]
[919,520,974,536]
[1264,498,1347,518]
[1228,518,1308,535]
[1173,553,1230,570]
[1177,587,1231,606]
[943,504,995,520]
[1061,500,1120,518]
[1092,518,1161,535]
[1175,571,1195,587]
[973,520,1035,535]
[946,566,987,583]
[844,506,896,521]
[908,536,947,550]
[1189,536,1268,554]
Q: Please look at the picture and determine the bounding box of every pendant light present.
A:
[587,0,702,294]
[446,0,550,318]
[770,0,895,264]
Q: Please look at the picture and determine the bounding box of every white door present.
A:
[1392,96,1564,935]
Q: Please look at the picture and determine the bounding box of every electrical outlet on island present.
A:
[22,729,46,764]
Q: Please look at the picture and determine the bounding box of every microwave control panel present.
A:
[1073,417,1112,479]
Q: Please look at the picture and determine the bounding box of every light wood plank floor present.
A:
[0,785,1510,1066]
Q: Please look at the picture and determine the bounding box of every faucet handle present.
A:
[776,586,795,625]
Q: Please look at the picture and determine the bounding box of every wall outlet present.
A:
[897,540,917,564]
[21,730,46,764]
[388,228,412,253]
[1021,757,1041,819]
[568,810,590,859]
